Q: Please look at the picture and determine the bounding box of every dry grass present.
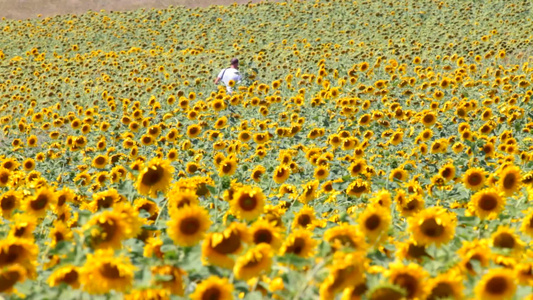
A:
[1,0,267,20]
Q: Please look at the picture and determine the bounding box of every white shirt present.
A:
[217,68,242,93]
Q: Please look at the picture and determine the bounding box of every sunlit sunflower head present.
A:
[84,210,130,250]
[320,251,367,299]
[520,209,533,238]
[250,219,283,250]
[186,124,202,138]
[151,265,186,296]
[463,167,487,191]
[0,237,38,276]
[408,206,456,247]
[0,264,28,294]
[299,180,320,203]
[80,249,135,294]
[8,213,37,240]
[438,162,456,182]
[469,188,505,220]
[47,265,80,289]
[167,204,211,247]
[218,157,238,177]
[456,239,491,275]
[0,190,21,219]
[389,167,409,182]
[346,179,370,198]
[230,185,265,221]
[386,261,429,299]
[233,243,273,280]
[202,222,250,269]
[370,189,392,208]
[498,165,522,196]
[88,188,122,212]
[251,165,266,183]
[474,268,516,300]
[398,194,425,217]
[324,224,367,252]
[190,276,234,300]
[24,187,57,218]
[357,204,391,244]
[167,187,199,210]
[273,165,291,184]
[135,158,174,198]
[292,205,317,229]
[424,270,464,300]
[491,226,524,255]
[280,229,317,258]
[395,239,432,262]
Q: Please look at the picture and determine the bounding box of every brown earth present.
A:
[0,0,266,20]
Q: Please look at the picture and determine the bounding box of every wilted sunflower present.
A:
[408,207,456,247]
[469,188,505,220]
[190,276,234,300]
[474,268,516,300]
[280,229,317,258]
[167,205,211,247]
[233,243,273,280]
[135,158,174,198]
[80,249,135,294]
[463,167,487,191]
[498,165,522,196]
[230,185,265,221]
[386,261,429,299]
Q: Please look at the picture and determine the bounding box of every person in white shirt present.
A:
[214,58,242,94]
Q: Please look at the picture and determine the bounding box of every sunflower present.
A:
[0,237,38,276]
[0,168,12,187]
[87,188,122,212]
[251,165,266,183]
[348,159,366,176]
[22,158,35,171]
[424,270,464,300]
[292,205,317,229]
[280,229,317,258]
[0,263,27,294]
[230,185,265,221]
[0,190,21,219]
[438,163,456,182]
[324,223,367,252]
[151,265,186,295]
[186,161,200,174]
[457,239,492,275]
[49,221,73,248]
[397,194,425,217]
[475,268,516,300]
[358,204,391,244]
[386,261,429,299]
[389,168,408,182]
[469,188,505,220]
[395,240,432,262]
[135,158,174,198]
[219,157,238,177]
[186,124,202,138]
[9,214,37,240]
[463,167,487,191]
[498,165,522,196]
[47,265,80,288]
[167,188,199,210]
[520,209,533,238]
[314,165,329,181]
[202,222,249,269]
[234,244,273,280]
[408,207,456,247]
[24,187,57,218]
[346,179,370,197]
[272,165,291,184]
[319,252,367,300]
[491,226,524,255]
[80,249,135,294]
[84,210,132,249]
[190,276,234,300]
[370,189,392,208]
[92,154,108,169]
[300,180,320,203]
[167,205,211,247]
[250,219,283,250]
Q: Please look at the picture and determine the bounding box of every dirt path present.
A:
[0,0,269,20]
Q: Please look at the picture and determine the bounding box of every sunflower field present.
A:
[1,0,533,299]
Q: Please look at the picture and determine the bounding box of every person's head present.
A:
[230,58,239,68]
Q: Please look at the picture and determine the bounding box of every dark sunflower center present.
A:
[351,184,367,194]
[297,214,311,227]
[14,226,27,237]
[407,244,429,259]
[393,274,417,298]
[441,168,451,178]
[420,218,444,237]
[239,195,257,211]
[0,172,9,184]
[0,196,15,210]
[254,229,273,245]
[30,194,48,210]
[222,163,232,173]
[213,231,241,254]
[141,166,164,186]
[97,196,114,210]
[479,194,497,211]
[0,245,23,265]
[95,157,106,165]
[286,237,305,255]
[100,263,122,279]
[486,276,507,295]
[57,195,67,207]
[423,115,434,123]
[180,217,200,235]
[493,233,515,249]
[503,173,517,190]
[468,173,482,186]
[202,287,221,300]
[62,270,79,284]
[365,214,381,231]
[98,220,117,243]
[0,270,20,293]
[428,282,454,300]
